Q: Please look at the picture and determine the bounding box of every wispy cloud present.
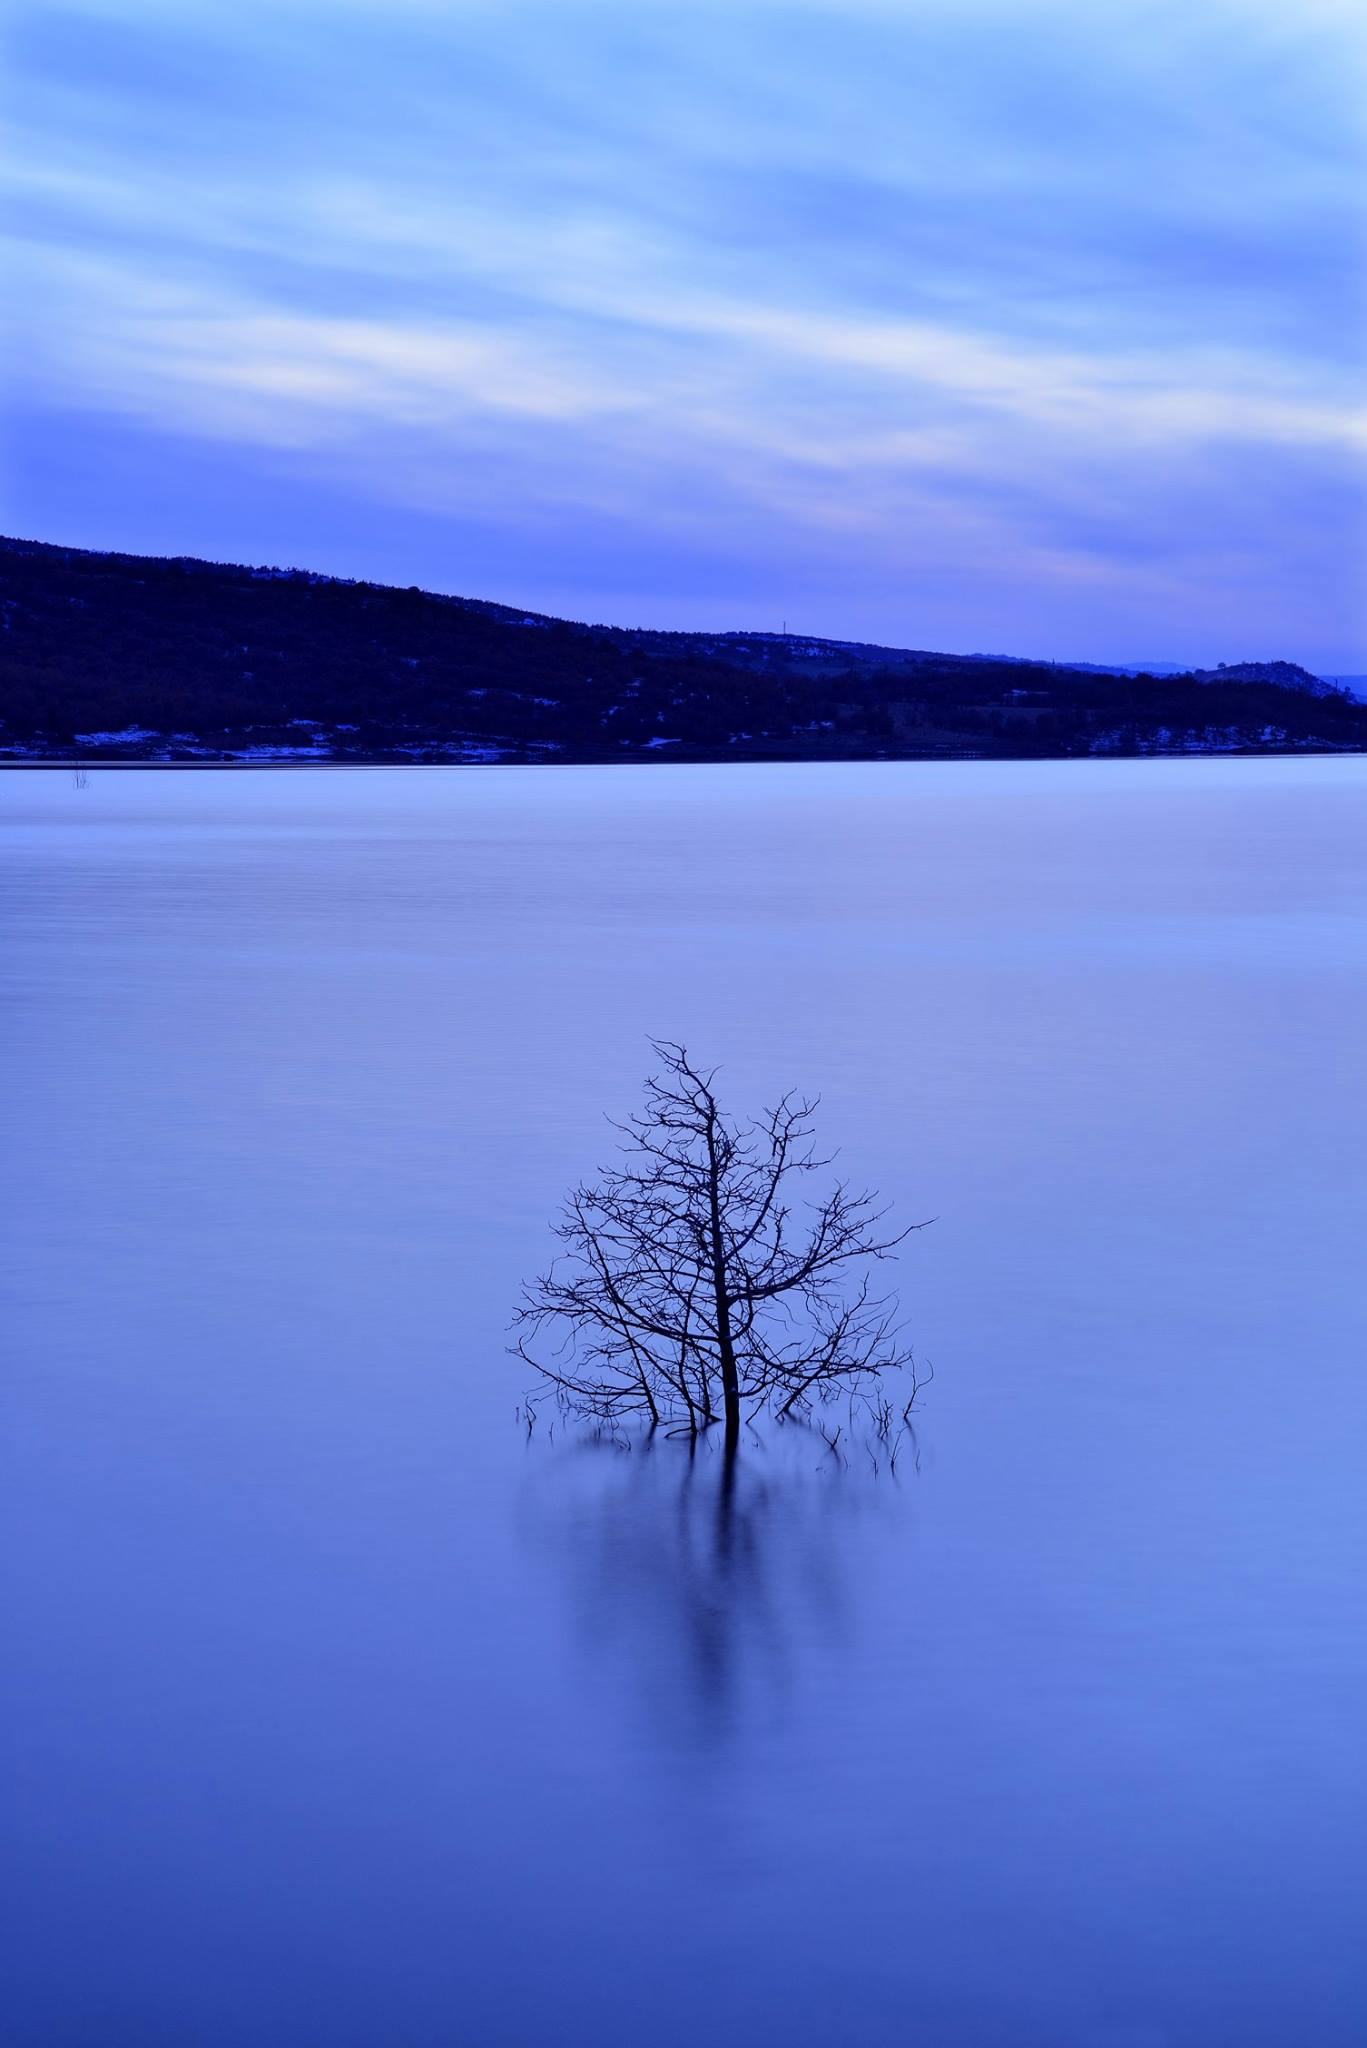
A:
[3,0,1364,663]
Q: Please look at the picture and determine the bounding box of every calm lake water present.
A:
[3,759,1365,2047]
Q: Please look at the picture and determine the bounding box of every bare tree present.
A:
[514,1043,925,1446]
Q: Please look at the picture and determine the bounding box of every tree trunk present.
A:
[717,1313,741,1449]
[705,1110,742,1446]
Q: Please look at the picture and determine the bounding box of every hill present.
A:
[2,536,1363,764]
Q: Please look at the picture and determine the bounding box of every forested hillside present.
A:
[4,537,1363,762]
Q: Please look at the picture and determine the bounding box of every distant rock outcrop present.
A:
[1186,660,1339,697]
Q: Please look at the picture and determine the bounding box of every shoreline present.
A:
[6,746,1365,773]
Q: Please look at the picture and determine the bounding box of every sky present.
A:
[3,0,1365,669]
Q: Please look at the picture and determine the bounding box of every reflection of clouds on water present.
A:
[523,1427,912,1748]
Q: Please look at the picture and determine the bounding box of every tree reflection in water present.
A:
[522,1425,914,1747]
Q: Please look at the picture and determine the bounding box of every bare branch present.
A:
[512,1042,927,1440]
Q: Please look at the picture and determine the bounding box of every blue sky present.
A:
[3,0,1364,667]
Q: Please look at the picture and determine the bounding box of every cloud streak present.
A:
[3,0,1364,665]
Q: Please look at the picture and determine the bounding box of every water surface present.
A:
[3,760,1365,2046]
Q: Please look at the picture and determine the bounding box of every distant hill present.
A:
[1185,659,1342,697]
[1315,673,1367,703]
[3,536,1364,764]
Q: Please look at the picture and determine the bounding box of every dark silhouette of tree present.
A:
[514,1043,924,1447]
